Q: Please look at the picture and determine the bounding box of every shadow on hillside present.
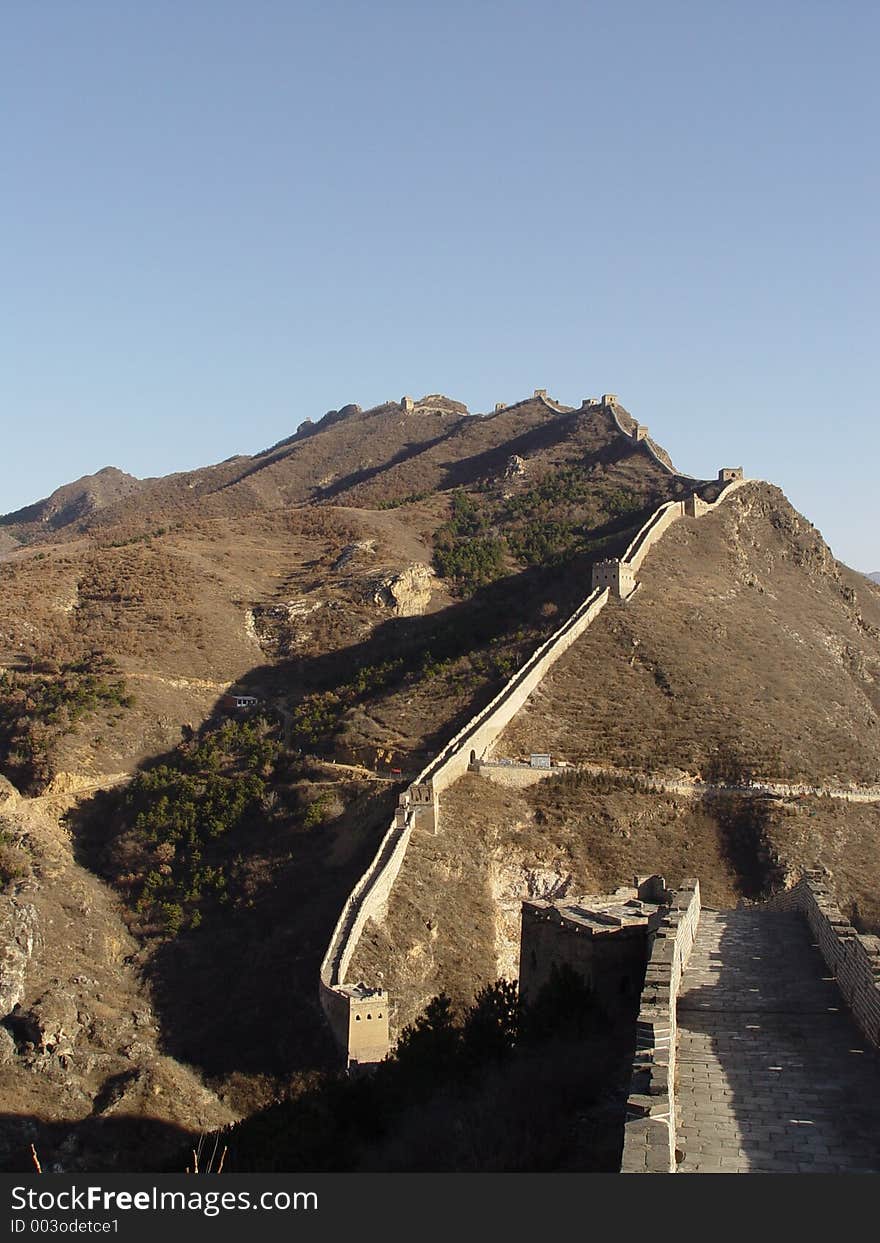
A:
[0,1111,197,1174]
[704,792,785,901]
[70,780,397,1084]
[214,533,652,767]
[317,428,462,501]
[674,909,880,1173]
[435,413,656,494]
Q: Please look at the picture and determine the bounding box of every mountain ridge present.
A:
[1,386,878,1172]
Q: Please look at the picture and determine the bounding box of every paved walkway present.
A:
[675,909,880,1173]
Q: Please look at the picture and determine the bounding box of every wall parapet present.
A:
[763,873,880,1048]
[319,583,612,1049]
[620,881,701,1174]
[604,397,698,481]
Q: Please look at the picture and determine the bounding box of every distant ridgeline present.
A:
[318,394,748,1069]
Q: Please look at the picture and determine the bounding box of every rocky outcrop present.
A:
[0,776,19,812]
[332,541,377,573]
[368,564,435,616]
[0,900,40,1015]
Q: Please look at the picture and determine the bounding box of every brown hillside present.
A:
[0,467,145,549]
[501,482,880,785]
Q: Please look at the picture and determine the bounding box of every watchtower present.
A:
[684,493,709,517]
[409,781,438,834]
[592,559,636,600]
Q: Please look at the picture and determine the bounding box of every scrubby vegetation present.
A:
[432,491,506,593]
[103,717,283,934]
[0,827,30,891]
[375,491,430,510]
[0,653,133,792]
[432,478,651,595]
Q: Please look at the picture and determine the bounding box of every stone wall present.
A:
[620,881,702,1174]
[471,761,561,789]
[763,873,880,1048]
[622,500,686,571]
[318,405,754,1065]
[416,588,612,795]
[604,396,700,482]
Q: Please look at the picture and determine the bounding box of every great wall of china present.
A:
[318,394,750,1065]
[318,393,880,1173]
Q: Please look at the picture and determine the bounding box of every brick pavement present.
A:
[675,908,880,1173]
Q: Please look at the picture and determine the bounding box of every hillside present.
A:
[0,468,145,546]
[1,390,706,1168]
[1,388,878,1170]
[346,482,880,1037]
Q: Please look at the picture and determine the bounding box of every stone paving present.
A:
[675,909,880,1173]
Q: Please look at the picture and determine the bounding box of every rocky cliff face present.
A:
[0,781,234,1172]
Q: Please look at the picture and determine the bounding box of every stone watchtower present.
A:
[408,781,438,834]
[323,983,390,1070]
[591,559,636,600]
[718,467,743,482]
[684,493,709,517]
[519,876,672,1015]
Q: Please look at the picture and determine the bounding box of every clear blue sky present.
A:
[2,2,877,568]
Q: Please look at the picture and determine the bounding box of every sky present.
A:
[2,1,877,568]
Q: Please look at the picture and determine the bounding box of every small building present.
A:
[718,467,744,482]
[220,693,260,713]
[529,753,552,769]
